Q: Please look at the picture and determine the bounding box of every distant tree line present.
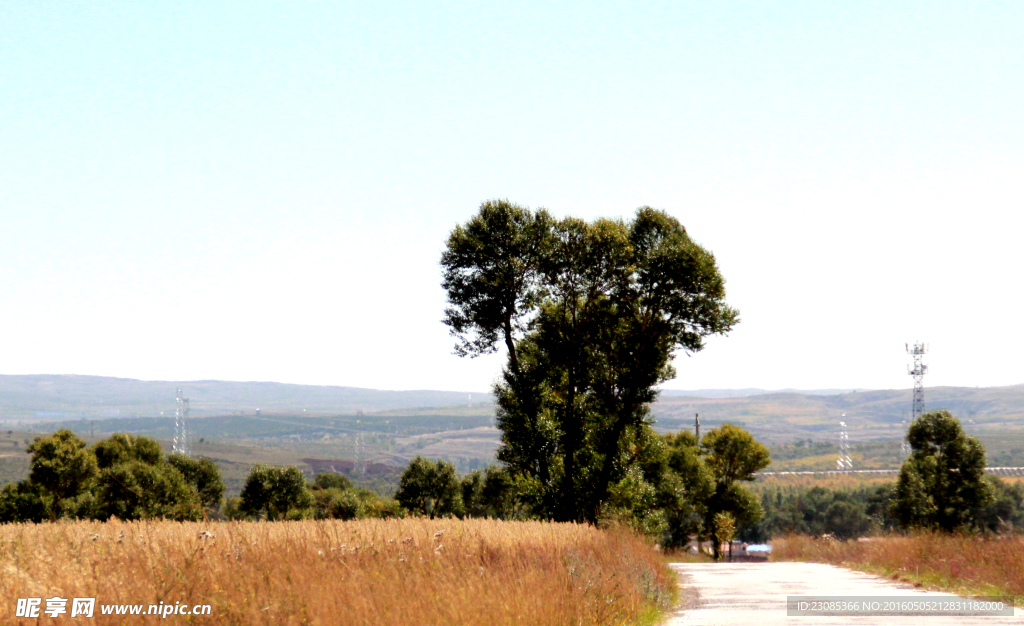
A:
[0,430,224,523]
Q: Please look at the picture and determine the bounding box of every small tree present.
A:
[167,454,226,510]
[701,424,770,559]
[311,472,353,491]
[891,410,993,531]
[239,465,313,520]
[823,500,871,540]
[713,511,736,560]
[0,480,47,523]
[27,429,98,519]
[395,457,464,518]
[312,487,362,520]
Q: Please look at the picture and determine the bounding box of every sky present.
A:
[1,2,1022,393]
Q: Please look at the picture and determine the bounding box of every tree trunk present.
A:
[503,318,520,377]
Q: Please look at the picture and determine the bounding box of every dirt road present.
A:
[666,562,1019,625]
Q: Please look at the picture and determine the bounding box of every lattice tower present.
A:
[173,387,191,456]
[907,342,928,419]
[837,419,853,471]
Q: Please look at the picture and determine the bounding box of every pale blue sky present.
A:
[1,2,1022,392]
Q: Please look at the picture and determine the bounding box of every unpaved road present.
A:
[665,562,1020,625]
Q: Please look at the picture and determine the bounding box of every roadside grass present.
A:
[0,518,675,625]
[773,533,1024,602]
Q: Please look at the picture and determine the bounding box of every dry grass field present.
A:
[773,534,1024,601]
[0,518,674,625]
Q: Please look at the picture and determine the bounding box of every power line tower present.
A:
[837,418,852,471]
[354,420,366,476]
[907,342,928,419]
[173,387,191,456]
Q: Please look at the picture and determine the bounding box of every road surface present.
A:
[665,561,1019,625]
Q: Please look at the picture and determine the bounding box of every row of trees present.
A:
[1,423,769,553]
[743,472,1024,543]
[0,430,223,523]
[0,429,403,524]
[393,423,770,557]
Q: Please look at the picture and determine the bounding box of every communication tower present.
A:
[907,342,928,419]
[837,418,853,471]
[173,388,191,456]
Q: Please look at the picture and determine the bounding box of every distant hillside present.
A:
[651,384,1024,444]
[5,375,1024,450]
[0,375,489,422]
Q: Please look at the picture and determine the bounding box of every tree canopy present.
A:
[442,201,740,525]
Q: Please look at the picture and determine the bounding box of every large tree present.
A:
[442,202,738,523]
[890,410,993,531]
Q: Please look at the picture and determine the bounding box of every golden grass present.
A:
[773,534,1024,601]
[0,518,674,625]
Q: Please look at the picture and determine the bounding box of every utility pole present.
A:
[695,413,700,442]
